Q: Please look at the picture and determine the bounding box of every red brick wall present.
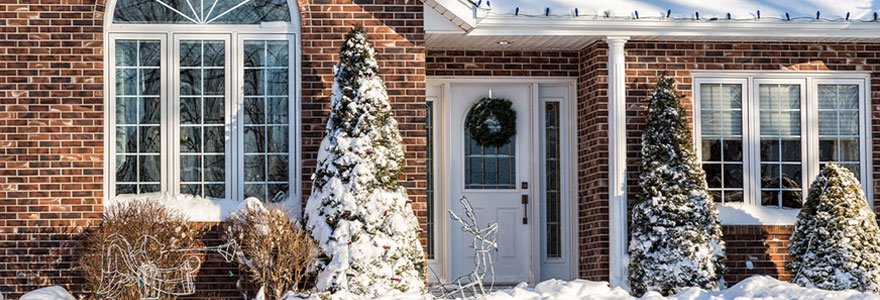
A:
[427,50,579,77]
[0,0,425,298]
[575,42,612,281]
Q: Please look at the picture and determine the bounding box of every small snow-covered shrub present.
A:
[225,199,318,299]
[628,75,727,296]
[80,199,203,299]
[787,163,880,292]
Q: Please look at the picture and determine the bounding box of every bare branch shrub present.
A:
[224,201,319,299]
[80,199,203,299]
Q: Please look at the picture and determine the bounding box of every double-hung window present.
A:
[106,0,299,207]
[695,74,870,212]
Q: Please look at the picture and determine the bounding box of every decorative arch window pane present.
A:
[113,0,291,24]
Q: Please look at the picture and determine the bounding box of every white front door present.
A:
[448,83,532,283]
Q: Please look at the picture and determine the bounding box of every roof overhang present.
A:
[423,0,488,32]
[470,17,880,39]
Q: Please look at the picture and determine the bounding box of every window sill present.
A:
[106,192,296,222]
[717,203,799,226]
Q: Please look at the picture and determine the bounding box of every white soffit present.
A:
[426,33,598,50]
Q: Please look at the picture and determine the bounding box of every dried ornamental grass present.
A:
[224,200,319,300]
[80,199,203,299]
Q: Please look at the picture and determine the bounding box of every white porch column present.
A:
[607,36,629,288]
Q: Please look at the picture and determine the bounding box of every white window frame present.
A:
[103,0,302,220]
[693,72,872,225]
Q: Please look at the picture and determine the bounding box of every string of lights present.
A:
[470,4,880,23]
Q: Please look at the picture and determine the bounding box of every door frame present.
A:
[427,77,579,284]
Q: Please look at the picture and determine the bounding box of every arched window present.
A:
[105,0,299,207]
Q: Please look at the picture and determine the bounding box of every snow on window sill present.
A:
[717,203,799,226]
[106,192,298,222]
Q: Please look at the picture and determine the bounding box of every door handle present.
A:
[521,194,529,224]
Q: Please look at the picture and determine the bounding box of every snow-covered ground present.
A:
[18,275,880,300]
[277,275,878,300]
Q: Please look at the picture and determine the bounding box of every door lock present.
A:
[521,194,529,224]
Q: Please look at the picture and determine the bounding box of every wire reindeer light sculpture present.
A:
[95,234,237,299]
[440,196,499,298]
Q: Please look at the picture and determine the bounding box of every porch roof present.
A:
[425,0,880,50]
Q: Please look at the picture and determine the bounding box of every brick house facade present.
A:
[0,0,424,298]
[4,0,880,298]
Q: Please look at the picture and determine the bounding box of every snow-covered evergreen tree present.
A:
[787,163,880,293]
[628,75,727,296]
[304,27,426,298]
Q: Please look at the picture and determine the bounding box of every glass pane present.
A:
[181,155,201,182]
[182,184,201,196]
[426,102,436,259]
[204,41,225,67]
[267,184,288,202]
[266,98,288,124]
[204,69,225,95]
[464,133,516,189]
[702,139,721,161]
[244,184,266,200]
[113,0,291,24]
[267,155,288,181]
[204,126,225,153]
[703,164,723,188]
[204,97,224,124]
[266,41,289,67]
[180,126,202,153]
[176,40,227,198]
[204,155,225,181]
[181,98,201,124]
[818,84,863,183]
[244,155,265,181]
[758,83,802,208]
[114,40,162,196]
[180,41,201,67]
[241,40,292,201]
[140,155,161,182]
[116,155,137,182]
[139,126,161,153]
[116,69,137,96]
[699,83,744,204]
[115,40,137,67]
[142,97,160,124]
[116,97,137,125]
[116,126,137,153]
[244,98,264,124]
[724,164,744,188]
[244,126,266,153]
[268,126,288,152]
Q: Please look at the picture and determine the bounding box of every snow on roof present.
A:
[485,0,880,21]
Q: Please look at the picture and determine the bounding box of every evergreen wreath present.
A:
[465,97,517,147]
